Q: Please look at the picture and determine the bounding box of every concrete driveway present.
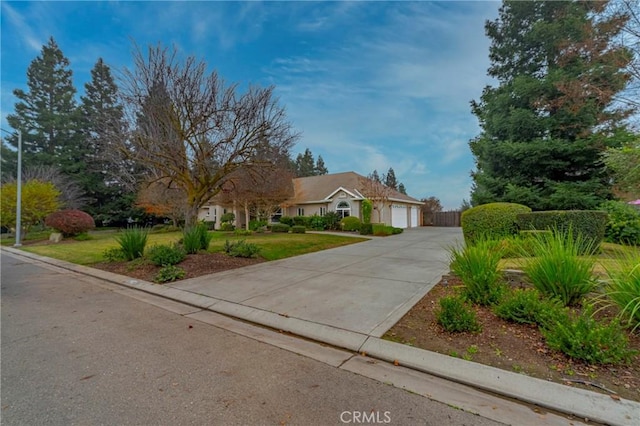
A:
[169,227,462,337]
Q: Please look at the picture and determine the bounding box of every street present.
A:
[1,252,502,425]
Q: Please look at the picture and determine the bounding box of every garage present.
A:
[410,206,419,227]
[391,204,408,228]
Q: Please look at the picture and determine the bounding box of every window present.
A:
[297,207,305,216]
[320,207,327,216]
[271,207,283,223]
[336,201,350,218]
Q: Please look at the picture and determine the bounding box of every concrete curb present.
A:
[3,247,639,425]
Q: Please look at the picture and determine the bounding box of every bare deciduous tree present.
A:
[136,179,188,227]
[359,172,393,223]
[117,44,298,226]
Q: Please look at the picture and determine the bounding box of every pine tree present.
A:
[80,58,132,224]
[470,1,633,210]
[370,169,381,183]
[315,155,329,175]
[6,37,83,177]
[398,182,407,195]
[385,167,398,190]
[295,148,317,177]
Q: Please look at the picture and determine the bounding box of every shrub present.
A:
[392,227,403,234]
[599,201,640,246]
[220,212,235,224]
[308,214,326,231]
[601,251,640,332]
[234,229,253,236]
[73,232,92,241]
[103,247,127,262]
[461,202,531,244]
[449,239,505,306]
[359,223,373,235]
[436,296,481,333]
[362,199,373,224]
[249,219,267,231]
[223,239,260,258]
[183,224,213,254]
[542,307,636,365]
[516,210,607,254]
[146,243,186,266]
[494,288,561,325]
[271,223,290,233]
[115,227,149,261]
[155,265,186,283]
[323,211,341,231]
[341,216,362,232]
[291,225,306,234]
[292,216,308,227]
[522,228,597,306]
[372,223,398,236]
[220,223,235,231]
[44,209,95,237]
[279,216,294,226]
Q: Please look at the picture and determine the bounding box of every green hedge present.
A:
[461,202,531,244]
[598,201,640,246]
[516,210,607,254]
[291,225,306,234]
[341,216,362,232]
[271,223,290,233]
[359,223,373,235]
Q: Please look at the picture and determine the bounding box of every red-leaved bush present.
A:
[45,209,95,236]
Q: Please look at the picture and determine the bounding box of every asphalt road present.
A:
[0,253,503,426]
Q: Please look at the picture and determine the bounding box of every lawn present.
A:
[17,229,368,265]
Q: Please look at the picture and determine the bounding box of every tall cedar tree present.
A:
[6,37,84,180]
[385,167,398,190]
[470,1,633,210]
[294,148,316,177]
[81,58,137,225]
[315,155,329,175]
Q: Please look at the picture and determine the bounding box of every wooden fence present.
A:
[423,211,461,227]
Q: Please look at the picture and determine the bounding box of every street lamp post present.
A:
[0,128,22,247]
[15,130,22,247]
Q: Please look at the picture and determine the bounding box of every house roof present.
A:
[287,171,422,205]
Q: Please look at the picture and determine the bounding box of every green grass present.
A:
[18,230,367,265]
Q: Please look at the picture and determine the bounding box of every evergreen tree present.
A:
[370,169,381,183]
[6,37,83,178]
[80,58,133,224]
[470,1,633,210]
[294,148,316,177]
[398,182,407,195]
[385,167,398,190]
[315,155,329,175]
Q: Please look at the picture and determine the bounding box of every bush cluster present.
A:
[292,216,307,227]
[115,227,149,261]
[183,224,213,254]
[372,223,403,236]
[308,215,326,231]
[155,265,186,283]
[271,223,290,233]
[359,223,373,235]
[602,251,640,332]
[542,307,636,365]
[291,225,306,234]
[516,210,607,254]
[249,219,267,231]
[341,216,361,231]
[45,209,95,236]
[223,239,260,258]
[220,223,235,231]
[146,243,186,266]
[323,212,342,231]
[461,202,531,244]
[494,288,561,326]
[599,201,640,246]
[523,229,597,306]
[449,239,505,306]
[279,216,295,226]
[436,296,481,333]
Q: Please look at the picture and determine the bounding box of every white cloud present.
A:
[1,2,43,52]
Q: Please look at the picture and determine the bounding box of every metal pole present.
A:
[14,130,22,247]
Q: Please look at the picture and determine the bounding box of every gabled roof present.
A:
[287,171,422,205]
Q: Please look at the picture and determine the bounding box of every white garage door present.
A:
[391,205,407,228]
[410,206,419,227]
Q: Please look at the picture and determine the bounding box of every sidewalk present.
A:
[3,229,638,425]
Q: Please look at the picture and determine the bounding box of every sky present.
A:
[1,0,501,210]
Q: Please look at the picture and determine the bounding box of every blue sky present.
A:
[1,1,501,209]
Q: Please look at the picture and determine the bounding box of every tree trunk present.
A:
[184,202,199,228]
[244,202,250,230]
